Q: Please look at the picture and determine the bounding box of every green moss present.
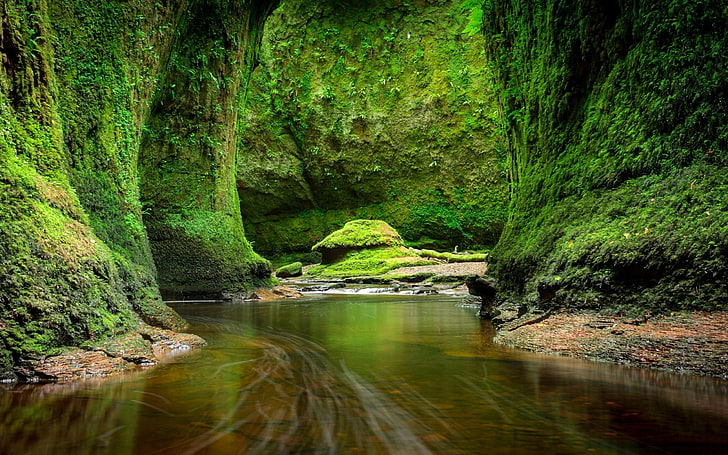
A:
[312,220,403,251]
[484,0,728,312]
[305,247,437,279]
[145,209,273,294]
[417,249,489,263]
[275,262,303,277]
[237,0,508,255]
[139,0,275,293]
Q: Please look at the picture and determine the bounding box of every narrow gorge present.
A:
[1,0,726,382]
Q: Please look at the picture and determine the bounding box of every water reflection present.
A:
[172,329,452,454]
[0,378,143,454]
[1,295,727,454]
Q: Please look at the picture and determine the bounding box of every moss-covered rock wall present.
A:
[237,0,508,257]
[140,0,277,297]
[0,0,277,379]
[484,0,728,312]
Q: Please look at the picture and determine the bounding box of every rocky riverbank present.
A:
[11,325,206,383]
[493,309,728,379]
[5,286,309,384]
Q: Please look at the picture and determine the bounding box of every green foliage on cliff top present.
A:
[312,220,403,251]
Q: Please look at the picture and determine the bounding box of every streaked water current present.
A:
[2,293,727,454]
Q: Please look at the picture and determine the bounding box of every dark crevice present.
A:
[1,14,21,106]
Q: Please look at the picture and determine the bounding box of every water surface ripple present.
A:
[2,294,727,454]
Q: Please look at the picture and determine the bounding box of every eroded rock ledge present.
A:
[11,325,206,383]
[492,310,728,379]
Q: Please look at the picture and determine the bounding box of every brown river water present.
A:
[2,293,728,454]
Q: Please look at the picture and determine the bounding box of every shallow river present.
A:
[2,293,728,454]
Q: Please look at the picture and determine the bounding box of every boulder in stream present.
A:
[312,220,404,264]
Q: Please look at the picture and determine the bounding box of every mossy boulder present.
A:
[276,262,303,278]
[307,220,438,278]
[312,220,404,264]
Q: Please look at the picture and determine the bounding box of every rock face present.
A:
[276,262,303,278]
[236,0,508,257]
[484,0,728,313]
[0,0,278,379]
[465,275,497,318]
[312,220,404,264]
[139,0,278,297]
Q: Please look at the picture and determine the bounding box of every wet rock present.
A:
[344,277,393,284]
[85,331,157,365]
[245,286,303,300]
[459,295,483,309]
[300,283,346,292]
[412,286,437,295]
[430,274,468,284]
[393,272,436,283]
[490,302,526,327]
[276,262,303,278]
[465,275,497,318]
[13,325,206,383]
[492,310,728,378]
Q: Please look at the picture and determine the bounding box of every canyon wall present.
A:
[0,0,277,378]
[484,0,727,312]
[237,0,508,258]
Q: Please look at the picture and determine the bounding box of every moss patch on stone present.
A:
[276,262,303,278]
[417,249,489,263]
[305,247,437,279]
[311,219,407,265]
[312,220,403,251]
